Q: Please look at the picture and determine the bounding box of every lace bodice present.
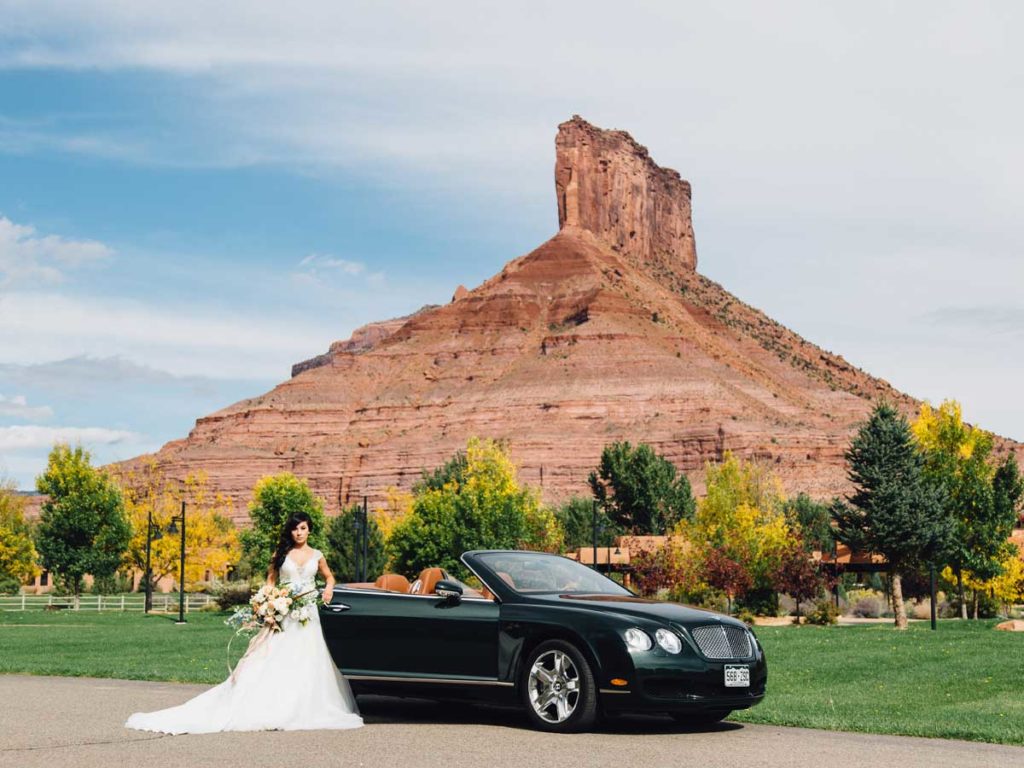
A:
[279,548,322,587]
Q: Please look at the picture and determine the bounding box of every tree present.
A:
[993,455,1023,531]
[912,401,1014,618]
[388,438,561,578]
[702,547,754,614]
[774,540,832,621]
[116,462,240,591]
[34,444,131,596]
[325,504,387,583]
[0,482,39,590]
[554,496,616,551]
[832,402,951,629]
[679,453,793,611]
[784,493,835,552]
[239,474,328,576]
[588,441,695,535]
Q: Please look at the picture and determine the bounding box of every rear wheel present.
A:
[520,640,597,733]
[670,709,732,728]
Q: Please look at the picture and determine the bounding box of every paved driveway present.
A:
[1,675,1020,768]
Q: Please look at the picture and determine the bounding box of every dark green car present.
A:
[320,550,766,732]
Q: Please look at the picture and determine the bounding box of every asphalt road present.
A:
[1,675,1021,768]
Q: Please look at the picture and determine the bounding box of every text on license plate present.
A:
[724,665,750,688]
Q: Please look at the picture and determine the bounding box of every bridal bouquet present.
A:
[226,582,319,634]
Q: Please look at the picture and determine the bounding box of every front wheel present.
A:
[520,640,597,733]
[670,709,732,728]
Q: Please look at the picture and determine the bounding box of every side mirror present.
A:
[435,579,464,602]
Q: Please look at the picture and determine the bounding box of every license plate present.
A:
[724,665,750,688]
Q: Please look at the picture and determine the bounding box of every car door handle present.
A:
[325,603,351,612]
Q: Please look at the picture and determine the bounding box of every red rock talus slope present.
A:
[124,116,1019,521]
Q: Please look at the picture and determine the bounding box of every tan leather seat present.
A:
[409,567,447,595]
[497,571,517,589]
[374,573,411,593]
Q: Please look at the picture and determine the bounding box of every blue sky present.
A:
[2,2,1023,489]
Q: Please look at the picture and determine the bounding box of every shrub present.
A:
[734,608,757,626]
[211,581,252,610]
[199,601,222,613]
[852,596,884,618]
[806,600,839,625]
[0,573,22,594]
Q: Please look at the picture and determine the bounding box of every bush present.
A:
[91,572,133,594]
[734,608,757,626]
[211,581,252,610]
[736,588,779,617]
[199,601,222,613]
[806,601,839,625]
[852,596,884,618]
[0,573,23,594]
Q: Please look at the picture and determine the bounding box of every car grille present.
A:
[690,624,752,659]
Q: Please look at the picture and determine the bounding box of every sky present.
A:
[1,2,1023,489]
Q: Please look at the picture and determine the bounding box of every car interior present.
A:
[342,567,495,600]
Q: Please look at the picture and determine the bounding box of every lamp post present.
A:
[167,500,187,624]
[143,508,163,613]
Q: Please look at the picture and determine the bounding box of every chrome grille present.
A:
[690,625,752,660]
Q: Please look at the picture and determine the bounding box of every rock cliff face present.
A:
[556,116,697,274]
[123,117,1020,521]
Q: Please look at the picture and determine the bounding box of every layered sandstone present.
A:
[556,115,697,273]
[122,117,1022,521]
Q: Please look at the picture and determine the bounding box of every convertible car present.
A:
[320,550,766,732]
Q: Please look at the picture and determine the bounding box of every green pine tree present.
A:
[588,441,695,534]
[831,403,951,629]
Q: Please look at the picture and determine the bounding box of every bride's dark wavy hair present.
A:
[271,512,314,573]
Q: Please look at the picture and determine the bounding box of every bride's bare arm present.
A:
[318,556,336,604]
[266,564,277,587]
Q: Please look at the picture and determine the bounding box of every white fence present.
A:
[0,593,216,612]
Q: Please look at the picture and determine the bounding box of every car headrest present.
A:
[374,573,411,593]
[410,567,447,595]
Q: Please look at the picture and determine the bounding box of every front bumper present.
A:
[598,634,767,714]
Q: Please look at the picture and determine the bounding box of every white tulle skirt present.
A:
[125,609,363,734]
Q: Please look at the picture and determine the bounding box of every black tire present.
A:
[670,709,732,728]
[520,639,598,733]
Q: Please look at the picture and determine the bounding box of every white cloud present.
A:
[0,394,53,420]
[0,291,336,379]
[0,215,113,287]
[0,425,138,451]
[299,253,365,276]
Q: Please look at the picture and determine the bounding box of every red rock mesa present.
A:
[121,116,1019,521]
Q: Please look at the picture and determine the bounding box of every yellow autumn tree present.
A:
[0,481,40,589]
[676,453,794,607]
[941,554,1024,615]
[115,461,240,591]
[387,437,562,577]
[374,486,414,540]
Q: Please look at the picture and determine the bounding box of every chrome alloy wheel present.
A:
[528,649,581,723]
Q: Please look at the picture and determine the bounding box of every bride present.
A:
[125,512,364,734]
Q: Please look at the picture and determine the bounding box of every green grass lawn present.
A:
[1,611,1021,744]
[0,610,246,684]
[732,620,1024,745]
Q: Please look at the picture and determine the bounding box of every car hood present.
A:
[534,593,747,630]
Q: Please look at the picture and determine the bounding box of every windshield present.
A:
[476,552,631,596]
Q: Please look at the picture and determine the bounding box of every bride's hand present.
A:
[322,588,333,605]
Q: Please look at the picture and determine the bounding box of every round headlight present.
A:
[655,628,682,654]
[623,628,652,651]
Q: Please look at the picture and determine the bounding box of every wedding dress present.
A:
[125,548,363,734]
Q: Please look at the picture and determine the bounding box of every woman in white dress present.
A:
[125,512,363,734]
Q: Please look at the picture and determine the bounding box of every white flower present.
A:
[272,597,290,613]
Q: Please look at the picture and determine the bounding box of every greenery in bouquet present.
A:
[225,582,319,634]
